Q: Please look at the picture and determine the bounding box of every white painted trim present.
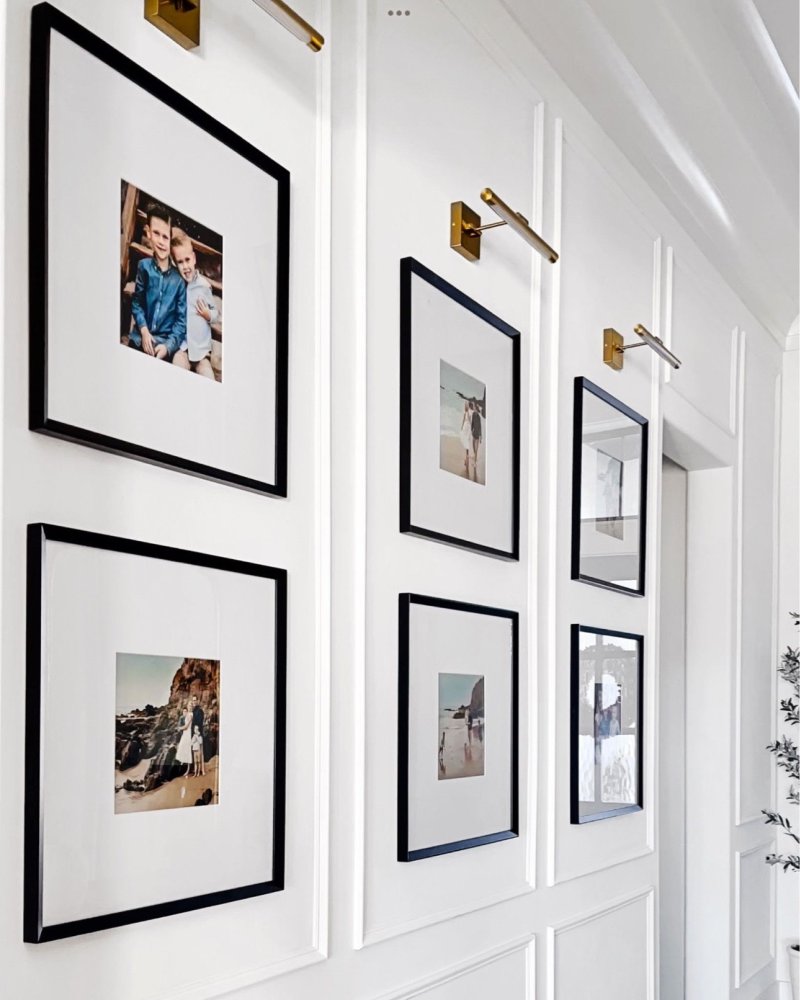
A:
[525,97,546,892]
[663,245,674,385]
[734,841,777,988]
[734,328,747,826]
[544,114,563,890]
[769,372,782,820]
[351,0,370,951]
[369,934,535,1000]
[729,326,741,437]
[646,237,664,862]
[311,0,333,957]
[361,884,536,949]
[785,333,800,353]
[546,886,656,1000]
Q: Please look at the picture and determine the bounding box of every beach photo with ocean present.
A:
[438,672,485,780]
[439,359,487,486]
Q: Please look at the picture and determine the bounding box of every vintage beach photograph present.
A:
[438,672,485,780]
[120,180,224,382]
[439,359,486,485]
[115,653,221,814]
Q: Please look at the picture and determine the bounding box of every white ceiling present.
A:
[501,0,799,343]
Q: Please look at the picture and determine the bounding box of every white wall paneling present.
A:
[735,842,776,988]
[551,123,659,886]
[738,342,783,825]
[0,0,331,997]
[358,0,541,946]
[372,935,534,1000]
[667,250,741,435]
[546,887,655,1000]
[0,0,794,997]
[774,346,800,992]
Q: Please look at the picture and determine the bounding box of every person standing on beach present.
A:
[459,401,473,477]
[470,402,483,482]
[175,702,193,776]
[190,695,205,766]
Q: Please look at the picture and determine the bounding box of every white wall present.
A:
[0,0,792,998]
[775,342,800,997]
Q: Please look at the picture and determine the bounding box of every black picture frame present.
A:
[24,523,287,943]
[569,624,644,824]
[399,258,521,560]
[29,3,290,496]
[570,377,648,596]
[397,593,519,861]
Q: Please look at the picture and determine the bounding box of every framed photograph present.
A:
[570,625,643,824]
[571,377,648,595]
[29,3,289,495]
[24,523,287,942]
[398,594,518,861]
[399,258,521,559]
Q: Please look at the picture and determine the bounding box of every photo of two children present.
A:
[120,180,224,382]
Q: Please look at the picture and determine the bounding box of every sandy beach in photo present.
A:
[115,757,220,813]
[439,433,486,485]
[438,671,485,780]
[438,713,485,779]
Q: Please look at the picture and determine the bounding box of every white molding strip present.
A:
[370,934,535,1000]
[311,0,333,957]
[525,97,546,892]
[663,245,674,385]
[646,235,663,859]
[546,886,656,1000]
[733,327,747,826]
[544,114,563,889]
[351,0,370,951]
[729,326,740,437]
[769,371,782,816]
[734,841,777,988]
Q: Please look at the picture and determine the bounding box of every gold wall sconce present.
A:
[603,324,682,371]
[144,0,200,50]
[145,0,324,52]
[450,188,559,264]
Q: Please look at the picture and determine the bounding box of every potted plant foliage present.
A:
[763,612,799,999]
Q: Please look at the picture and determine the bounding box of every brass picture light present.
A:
[603,324,682,371]
[450,188,559,264]
[145,0,324,52]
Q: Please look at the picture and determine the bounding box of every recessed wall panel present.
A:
[737,845,774,985]
[551,890,653,1000]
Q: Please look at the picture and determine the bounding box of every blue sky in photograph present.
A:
[440,359,484,401]
[438,672,482,710]
[115,653,183,714]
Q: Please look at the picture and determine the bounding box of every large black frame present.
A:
[570,377,648,596]
[569,624,644,824]
[399,258,521,560]
[24,523,288,943]
[397,593,519,861]
[29,3,290,496]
